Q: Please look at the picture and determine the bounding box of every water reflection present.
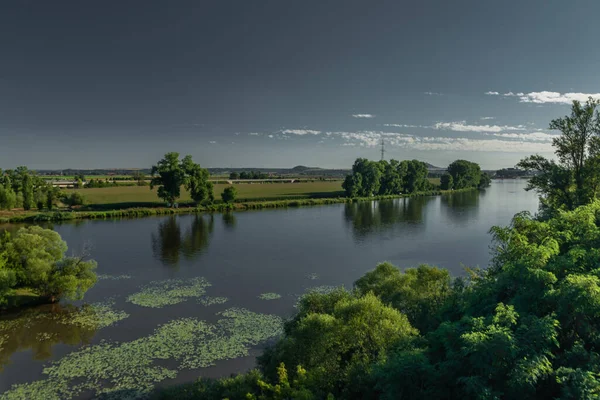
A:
[0,304,97,370]
[344,197,432,239]
[440,190,482,225]
[151,215,214,266]
[222,212,236,229]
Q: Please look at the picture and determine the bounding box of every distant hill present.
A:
[291,165,319,172]
[425,162,444,170]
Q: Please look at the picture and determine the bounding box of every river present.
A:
[0,180,538,398]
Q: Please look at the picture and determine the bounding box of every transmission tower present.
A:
[380,136,385,160]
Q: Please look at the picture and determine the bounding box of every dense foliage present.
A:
[342,158,487,197]
[518,98,600,216]
[231,171,272,180]
[342,159,432,197]
[150,152,213,206]
[0,227,97,305]
[221,186,237,203]
[447,159,490,189]
[0,167,59,211]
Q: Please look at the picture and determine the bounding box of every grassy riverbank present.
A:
[0,187,472,223]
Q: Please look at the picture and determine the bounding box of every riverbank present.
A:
[0,188,475,223]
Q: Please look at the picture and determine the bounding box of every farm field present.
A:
[69,181,345,205]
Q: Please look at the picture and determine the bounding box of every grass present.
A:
[66,181,345,206]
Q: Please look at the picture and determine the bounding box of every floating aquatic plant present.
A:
[68,301,130,329]
[0,308,283,400]
[97,274,132,281]
[0,334,7,352]
[126,277,211,308]
[35,332,57,341]
[198,296,228,306]
[258,293,282,300]
[306,273,319,280]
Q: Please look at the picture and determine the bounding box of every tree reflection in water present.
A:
[151,215,214,267]
[344,197,432,239]
[440,190,483,225]
[0,304,97,370]
[222,212,236,230]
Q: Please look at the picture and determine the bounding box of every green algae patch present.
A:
[0,308,283,400]
[198,296,228,306]
[258,292,282,300]
[127,277,211,308]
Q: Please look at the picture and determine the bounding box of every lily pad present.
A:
[126,277,211,308]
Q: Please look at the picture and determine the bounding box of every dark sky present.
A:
[2,0,600,169]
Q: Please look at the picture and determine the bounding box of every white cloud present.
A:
[268,134,274,138]
[480,117,495,120]
[424,92,443,96]
[485,90,600,104]
[517,91,600,104]
[433,121,526,133]
[209,141,217,144]
[487,131,557,142]
[326,130,553,153]
[352,114,375,119]
[248,132,260,136]
[383,123,423,128]
[409,137,553,153]
[282,129,321,135]
[485,91,500,95]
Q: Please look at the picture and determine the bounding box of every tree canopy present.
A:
[342,158,433,197]
[0,227,97,305]
[518,98,600,215]
[150,153,213,206]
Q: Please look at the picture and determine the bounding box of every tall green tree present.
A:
[182,155,213,205]
[150,152,186,206]
[447,160,482,189]
[440,173,453,190]
[518,98,600,213]
[478,172,492,189]
[403,160,430,193]
[21,172,34,210]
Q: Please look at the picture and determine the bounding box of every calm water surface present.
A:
[0,180,538,395]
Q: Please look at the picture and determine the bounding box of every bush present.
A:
[62,192,86,209]
[221,186,237,203]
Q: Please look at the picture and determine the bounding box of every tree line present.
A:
[154,100,600,399]
[342,158,490,197]
[0,227,97,307]
[229,171,274,180]
[0,167,87,211]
